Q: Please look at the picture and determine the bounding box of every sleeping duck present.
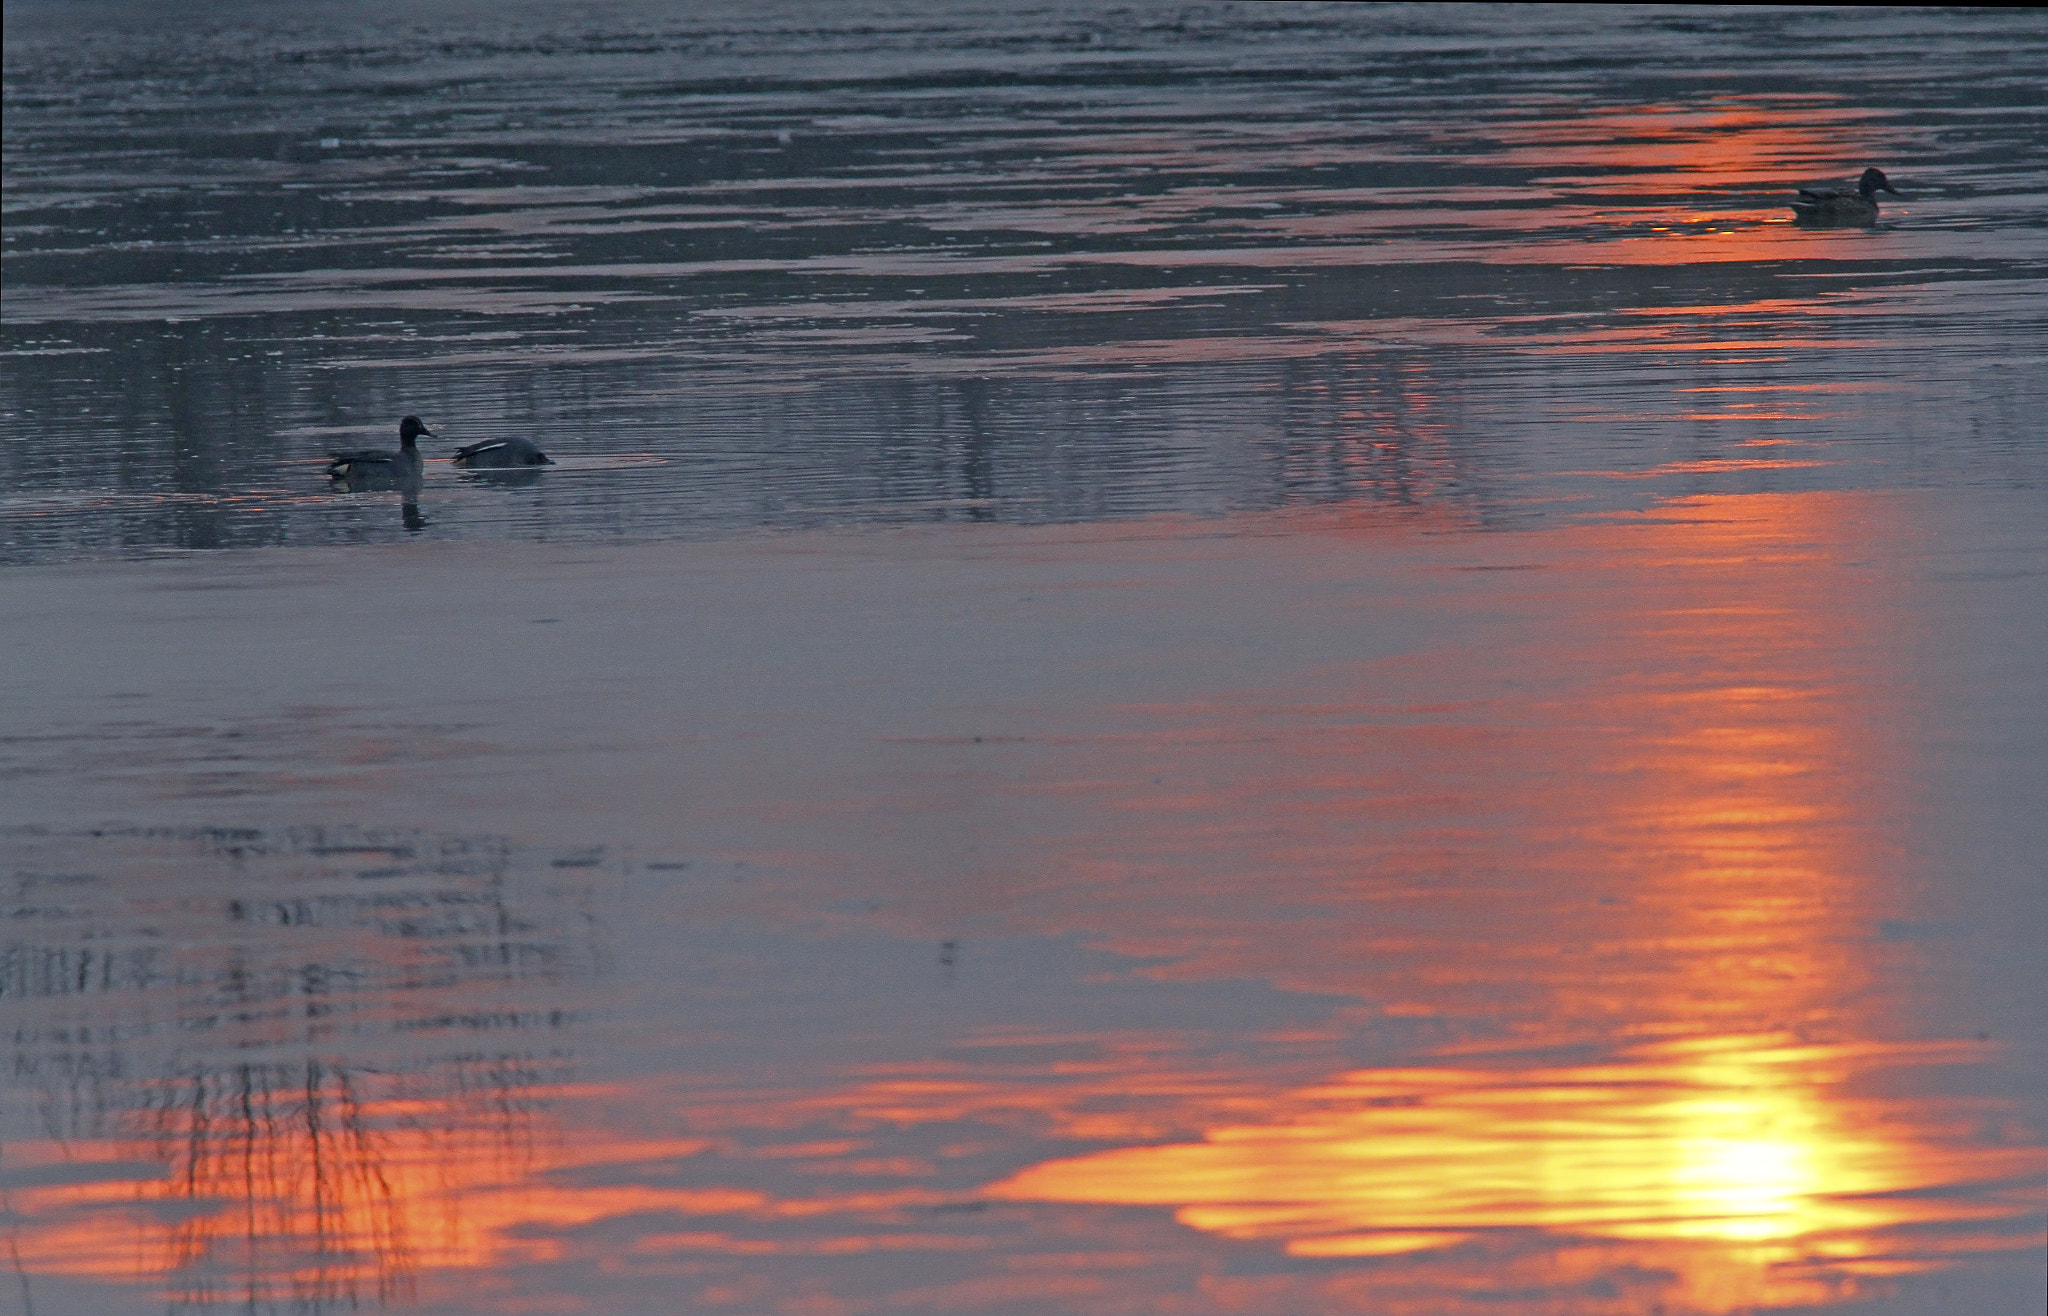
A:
[451,436,554,468]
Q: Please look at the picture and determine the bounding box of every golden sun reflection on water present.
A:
[970,491,2046,1311]
[5,494,2041,1314]
[988,1033,2036,1312]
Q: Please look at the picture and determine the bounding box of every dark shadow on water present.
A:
[455,467,547,489]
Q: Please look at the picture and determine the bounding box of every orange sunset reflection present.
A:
[7,496,2039,1314]
[973,491,2045,1311]
[5,1060,570,1307]
[1180,98,1893,269]
[987,1035,2035,1311]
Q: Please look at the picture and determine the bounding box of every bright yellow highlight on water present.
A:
[991,1030,2029,1310]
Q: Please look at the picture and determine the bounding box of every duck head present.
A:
[1858,167,1901,198]
[399,415,436,444]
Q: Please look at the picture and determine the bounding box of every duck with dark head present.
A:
[1790,167,1901,226]
[326,415,432,483]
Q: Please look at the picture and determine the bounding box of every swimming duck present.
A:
[327,415,431,479]
[1790,167,1900,225]
[451,436,553,468]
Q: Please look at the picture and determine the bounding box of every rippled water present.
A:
[5,2,2045,557]
[4,4,2046,1315]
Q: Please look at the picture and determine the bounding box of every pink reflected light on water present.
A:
[4,493,2041,1314]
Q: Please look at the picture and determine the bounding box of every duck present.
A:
[327,415,431,479]
[1790,167,1901,225]
[451,436,553,468]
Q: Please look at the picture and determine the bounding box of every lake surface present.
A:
[3,4,2045,1314]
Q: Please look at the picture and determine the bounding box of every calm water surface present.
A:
[3,3,2045,1314]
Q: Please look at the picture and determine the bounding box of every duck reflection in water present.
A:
[328,469,427,532]
[455,464,548,489]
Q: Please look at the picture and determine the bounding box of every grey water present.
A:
[4,1,2043,559]
[4,5,2047,1316]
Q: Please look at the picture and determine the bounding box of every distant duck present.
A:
[1790,167,1901,225]
[452,436,553,468]
[327,415,431,479]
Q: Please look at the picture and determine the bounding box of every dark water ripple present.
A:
[3,1,2046,560]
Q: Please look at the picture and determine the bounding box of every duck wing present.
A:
[326,446,422,476]
[327,448,395,474]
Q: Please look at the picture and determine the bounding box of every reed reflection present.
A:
[2,827,594,1311]
[1273,354,1471,508]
